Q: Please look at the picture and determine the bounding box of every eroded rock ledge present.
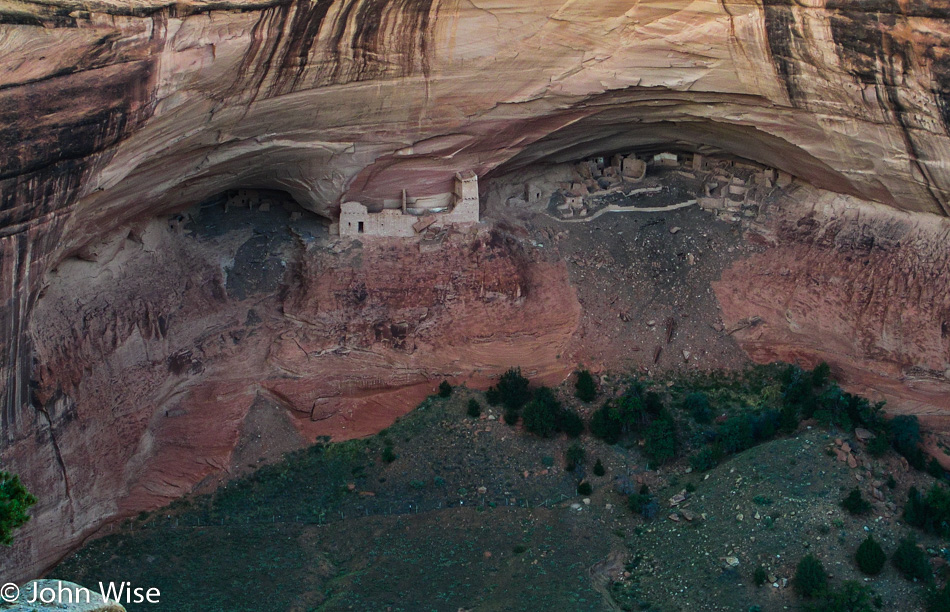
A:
[3,0,950,582]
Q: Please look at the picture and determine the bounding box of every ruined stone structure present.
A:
[339,172,480,238]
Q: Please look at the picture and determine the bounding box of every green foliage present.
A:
[926,582,950,612]
[928,458,946,480]
[523,387,559,437]
[794,554,828,598]
[0,471,37,546]
[467,399,481,418]
[575,369,597,402]
[684,392,713,424]
[780,402,800,434]
[753,566,768,587]
[503,405,520,426]
[803,581,877,612]
[577,481,592,496]
[886,475,896,489]
[381,446,397,463]
[812,362,831,387]
[486,367,532,412]
[590,402,623,445]
[512,544,527,555]
[890,415,925,470]
[866,434,889,458]
[718,415,754,455]
[438,380,453,398]
[689,446,721,472]
[627,488,658,520]
[555,406,584,438]
[593,458,606,477]
[904,484,950,538]
[892,536,932,582]
[841,488,871,516]
[643,416,677,465]
[855,535,886,575]
[565,442,585,472]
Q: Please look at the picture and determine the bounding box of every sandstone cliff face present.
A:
[3,0,950,582]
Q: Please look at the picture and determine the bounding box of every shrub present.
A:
[590,402,623,444]
[523,387,559,437]
[644,391,665,418]
[812,362,831,387]
[753,566,768,587]
[503,405,520,426]
[866,434,889,458]
[886,475,896,489]
[467,399,481,418]
[0,472,37,546]
[718,415,754,455]
[627,490,658,520]
[566,442,585,471]
[855,534,886,575]
[904,484,950,537]
[575,369,597,402]
[593,458,606,476]
[555,406,585,438]
[513,544,527,555]
[794,554,828,598]
[779,403,800,434]
[804,581,876,612]
[689,446,720,472]
[644,417,677,465]
[381,446,397,463]
[438,380,453,398]
[926,582,950,612]
[893,536,931,582]
[928,458,946,480]
[486,367,532,411]
[890,415,925,470]
[684,392,713,424]
[841,488,872,515]
[577,481,593,496]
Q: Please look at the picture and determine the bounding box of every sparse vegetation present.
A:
[577,481,592,496]
[593,458,605,476]
[381,446,397,463]
[855,534,886,575]
[753,566,768,587]
[803,581,877,612]
[575,369,597,402]
[684,391,713,424]
[890,415,926,470]
[794,554,828,598]
[467,398,481,418]
[0,471,37,546]
[565,442,585,472]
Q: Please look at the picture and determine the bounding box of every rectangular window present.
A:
[358,221,365,233]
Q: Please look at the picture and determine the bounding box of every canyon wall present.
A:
[3,0,950,581]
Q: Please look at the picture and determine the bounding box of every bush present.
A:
[577,481,593,496]
[0,472,37,546]
[866,434,889,458]
[575,369,597,402]
[689,446,720,472]
[893,536,931,582]
[890,415,925,470]
[486,367,532,412]
[555,406,585,438]
[503,405,520,426]
[467,399,481,418]
[812,362,831,387]
[904,484,950,537]
[381,446,397,463]
[438,380,453,398]
[523,387,559,437]
[566,442,585,472]
[926,582,950,612]
[928,458,946,480]
[593,458,606,476]
[794,554,828,598]
[780,402,800,434]
[590,402,623,444]
[841,488,872,515]
[628,489,658,520]
[718,415,754,455]
[754,566,768,587]
[804,581,877,612]
[644,417,677,465]
[684,392,713,424]
[855,534,886,575]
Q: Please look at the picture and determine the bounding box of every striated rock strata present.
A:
[3,0,950,582]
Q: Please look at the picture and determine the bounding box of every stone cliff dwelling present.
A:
[338,171,480,238]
